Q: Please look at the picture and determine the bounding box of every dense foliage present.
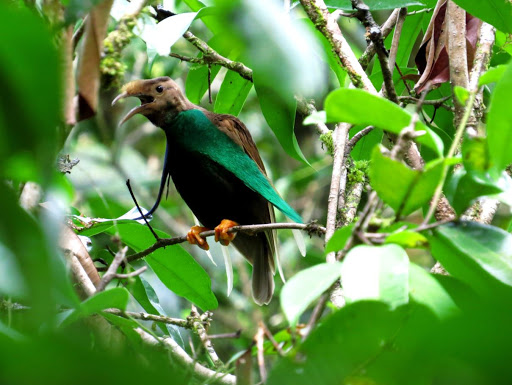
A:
[1,0,512,384]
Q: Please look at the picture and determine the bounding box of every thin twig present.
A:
[351,0,398,103]
[359,8,401,70]
[255,323,267,383]
[207,330,242,340]
[398,95,452,110]
[260,322,285,357]
[104,308,195,328]
[96,246,128,291]
[387,8,407,77]
[190,306,222,367]
[345,126,374,156]
[113,266,147,279]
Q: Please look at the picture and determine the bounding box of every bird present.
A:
[112,76,302,305]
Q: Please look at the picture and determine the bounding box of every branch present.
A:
[190,306,223,367]
[299,0,375,92]
[96,246,129,291]
[135,328,236,385]
[398,95,452,110]
[351,0,398,102]
[104,308,194,328]
[359,8,401,70]
[324,123,351,263]
[345,126,374,156]
[127,222,326,263]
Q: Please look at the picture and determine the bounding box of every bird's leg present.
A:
[214,219,239,246]
[187,226,210,250]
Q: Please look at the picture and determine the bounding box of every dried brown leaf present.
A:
[76,0,114,121]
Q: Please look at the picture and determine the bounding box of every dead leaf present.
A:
[76,0,114,121]
[414,0,482,93]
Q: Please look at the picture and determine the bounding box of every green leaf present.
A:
[106,222,218,310]
[214,71,252,116]
[431,222,512,295]
[60,287,130,327]
[385,230,428,248]
[462,135,491,173]
[479,65,508,86]
[268,302,437,385]
[102,312,145,344]
[325,0,424,10]
[325,89,444,154]
[254,80,309,164]
[130,275,183,344]
[408,263,459,319]
[281,262,343,327]
[0,4,59,185]
[487,62,512,172]
[341,244,409,308]
[452,0,512,33]
[325,224,354,254]
[369,146,444,216]
[182,0,223,33]
[453,85,470,105]
[445,169,502,215]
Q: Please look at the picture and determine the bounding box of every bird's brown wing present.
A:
[205,112,267,174]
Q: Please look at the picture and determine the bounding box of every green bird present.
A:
[113,77,302,305]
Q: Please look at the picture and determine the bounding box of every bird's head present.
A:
[112,77,192,127]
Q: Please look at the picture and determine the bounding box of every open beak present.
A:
[112,91,154,126]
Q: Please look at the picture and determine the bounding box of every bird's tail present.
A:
[251,247,275,306]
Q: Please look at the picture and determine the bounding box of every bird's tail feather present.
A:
[252,251,275,306]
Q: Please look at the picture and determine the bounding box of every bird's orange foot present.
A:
[187,226,210,251]
[214,219,239,246]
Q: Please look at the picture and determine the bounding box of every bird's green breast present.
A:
[165,109,302,223]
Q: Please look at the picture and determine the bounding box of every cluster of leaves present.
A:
[1,0,512,384]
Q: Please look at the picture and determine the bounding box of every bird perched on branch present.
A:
[112,77,302,305]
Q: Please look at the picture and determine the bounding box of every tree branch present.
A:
[299,0,375,92]
[135,328,236,385]
[104,308,194,328]
[190,306,223,367]
[96,246,128,291]
[126,222,325,263]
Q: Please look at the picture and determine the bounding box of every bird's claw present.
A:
[187,226,210,250]
[215,219,239,246]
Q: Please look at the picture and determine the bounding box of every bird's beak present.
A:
[112,81,153,126]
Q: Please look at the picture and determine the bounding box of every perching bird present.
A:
[112,77,302,305]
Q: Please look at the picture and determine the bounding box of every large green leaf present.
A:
[268,301,437,385]
[325,0,424,10]
[325,89,444,154]
[324,224,354,254]
[369,146,444,216]
[341,244,409,308]
[487,62,512,172]
[214,70,252,116]
[431,222,512,295]
[452,0,512,33]
[0,4,59,184]
[106,222,218,310]
[280,263,343,327]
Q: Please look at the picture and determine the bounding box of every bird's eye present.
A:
[156,85,164,93]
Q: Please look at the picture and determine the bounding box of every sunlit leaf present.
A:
[385,230,428,248]
[408,263,459,319]
[479,65,508,86]
[325,89,444,154]
[281,262,342,327]
[214,71,252,116]
[341,244,409,308]
[324,224,354,254]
